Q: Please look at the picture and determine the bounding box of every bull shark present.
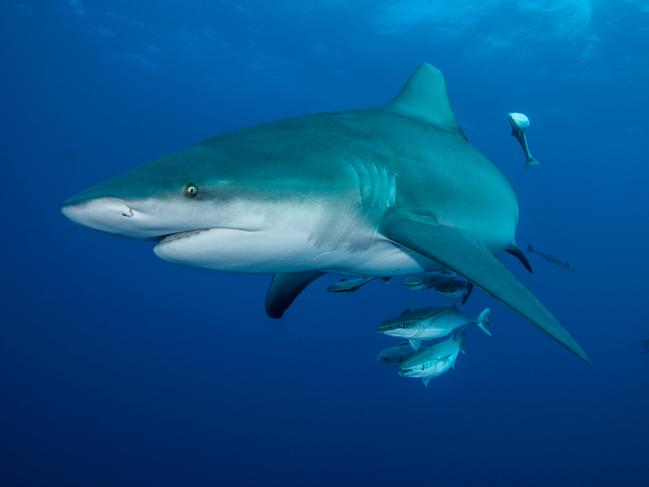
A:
[60,63,588,362]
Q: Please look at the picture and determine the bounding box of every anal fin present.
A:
[507,244,533,274]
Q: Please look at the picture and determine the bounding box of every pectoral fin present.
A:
[381,211,589,362]
[265,271,325,319]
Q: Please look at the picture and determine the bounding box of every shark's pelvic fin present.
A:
[506,244,533,273]
[381,209,590,362]
[265,271,324,319]
[386,63,467,140]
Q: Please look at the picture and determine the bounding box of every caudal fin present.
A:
[476,308,492,336]
[525,157,540,168]
[461,282,474,305]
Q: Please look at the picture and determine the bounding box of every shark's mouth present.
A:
[157,229,211,245]
[156,226,259,247]
[152,226,265,272]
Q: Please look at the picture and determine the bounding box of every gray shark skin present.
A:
[60,63,588,361]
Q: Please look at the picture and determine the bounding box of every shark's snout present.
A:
[61,197,139,236]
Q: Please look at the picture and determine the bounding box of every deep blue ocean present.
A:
[2,1,649,486]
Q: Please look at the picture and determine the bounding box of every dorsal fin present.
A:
[386,63,465,139]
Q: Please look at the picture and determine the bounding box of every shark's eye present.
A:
[420,364,425,370]
[184,183,198,197]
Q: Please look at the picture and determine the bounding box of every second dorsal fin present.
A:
[386,63,465,138]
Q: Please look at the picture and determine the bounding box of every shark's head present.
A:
[376,315,420,338]
[62,145,255,236]
[60,143,276,269]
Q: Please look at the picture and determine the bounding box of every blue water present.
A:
[3,1,649,485]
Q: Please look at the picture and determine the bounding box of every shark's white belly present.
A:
[153,225,439,276]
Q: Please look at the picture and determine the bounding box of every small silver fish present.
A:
[398,329,467,387]
[327,276,390,293]
[376,342,419,365]
[527,244,575,272]
[403,270,456,290]
[377,305,491,351]
[404,271,473,304]
[508,112,539,168]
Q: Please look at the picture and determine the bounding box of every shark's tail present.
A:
[475,308,492,336]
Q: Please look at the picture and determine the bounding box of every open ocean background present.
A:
[2,1,649,485]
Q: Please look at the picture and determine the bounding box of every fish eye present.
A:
[184,183,198,197]
[420,364,425,370]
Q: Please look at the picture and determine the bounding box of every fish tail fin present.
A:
[476,308,492,336]
[452,327,468,353]
[461,282,474,305]
[525,157,540,168]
